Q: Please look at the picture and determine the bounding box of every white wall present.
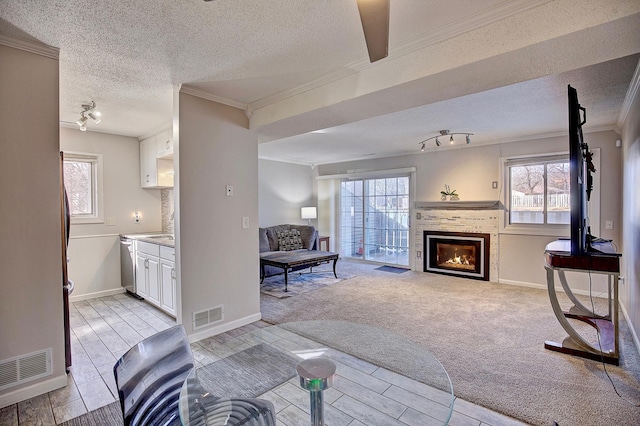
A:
[258,159,316,227]
[60,128,162,299]
[317,130,623,291]
[177,91,261,339]
[0,38,67,406]
[621,76,640,347]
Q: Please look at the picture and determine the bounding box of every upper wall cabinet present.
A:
[140,129,174,188]
[156,129,173,160]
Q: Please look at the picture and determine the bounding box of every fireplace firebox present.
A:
[423,231,490,281]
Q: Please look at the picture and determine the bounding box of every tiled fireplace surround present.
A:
[412,202,500,282]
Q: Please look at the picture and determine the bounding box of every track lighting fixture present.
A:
[76,101,102,131]
[417,130,473,150]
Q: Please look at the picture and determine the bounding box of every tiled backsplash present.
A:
[161,188,174,234]
[413,205,500,281]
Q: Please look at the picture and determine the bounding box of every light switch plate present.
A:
[242,217,249,229]
[605,220,613,230]
[226,185,233,196]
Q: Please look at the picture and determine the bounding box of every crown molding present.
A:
[180,85,247,111]
[0,34,58,59]
[247,0,551,114]
[616,57,640,130]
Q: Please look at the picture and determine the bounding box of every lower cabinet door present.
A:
[135,252,148,298]
[160,259,176,316]
[146,256,161,306]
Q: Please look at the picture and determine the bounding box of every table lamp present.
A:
[301,207,317,225]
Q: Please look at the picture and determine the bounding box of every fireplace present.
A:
[423,231,490,281]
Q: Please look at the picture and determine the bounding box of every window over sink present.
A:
[63,151,104,224]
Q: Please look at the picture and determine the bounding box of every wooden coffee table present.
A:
[260,250,339,292]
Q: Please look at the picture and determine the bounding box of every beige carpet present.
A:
[260,260,640,426]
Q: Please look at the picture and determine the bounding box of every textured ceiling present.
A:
[0,0,639,165]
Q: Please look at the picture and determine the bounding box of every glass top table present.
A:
[179,320,454,425]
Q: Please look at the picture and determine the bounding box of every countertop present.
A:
[120,232,175,248]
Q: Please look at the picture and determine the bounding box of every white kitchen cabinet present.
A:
[135,251,148,299]
[140,137,157,188]
[140,132,174,188]
[146,256,161,306]
[160,258,176,316]
[156,129,173,159]
[135,241,161,307]
[134,241,176,317]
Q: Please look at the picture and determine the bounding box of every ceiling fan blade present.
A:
[356,0,390,63]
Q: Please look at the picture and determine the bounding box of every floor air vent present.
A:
[0,349,52,391]
[193,305,223,330]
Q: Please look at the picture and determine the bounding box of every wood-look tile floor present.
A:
[0,293,527,426]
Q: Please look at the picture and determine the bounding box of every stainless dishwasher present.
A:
[120,236,140,297]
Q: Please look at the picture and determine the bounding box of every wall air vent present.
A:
[0,348,52,391]
[193,305,223,330]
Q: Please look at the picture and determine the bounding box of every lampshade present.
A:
[301,207,317,220]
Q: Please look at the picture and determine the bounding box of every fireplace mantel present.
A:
[414,200,502,210]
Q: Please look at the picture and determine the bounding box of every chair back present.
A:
[113,325,194,426]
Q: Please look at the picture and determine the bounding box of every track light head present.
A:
[88,111,101,124]
[466,134,471,144]
[435,137,441,147]
[420,142,425,152]
[76,114,88,127]
[449,135,454,143]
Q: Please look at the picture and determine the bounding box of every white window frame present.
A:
[499,149,600,237]
[63,151,104,225]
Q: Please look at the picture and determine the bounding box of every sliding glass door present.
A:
[340,176,410,266]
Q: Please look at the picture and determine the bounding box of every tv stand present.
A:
[544,239,621,365]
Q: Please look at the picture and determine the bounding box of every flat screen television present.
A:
[568,85,595,255]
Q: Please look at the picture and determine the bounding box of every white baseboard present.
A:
[187,313,263,343]
[69,287,124,303]
[498,279,609,298]
[620,303,640,357]
[0,373,67,409]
